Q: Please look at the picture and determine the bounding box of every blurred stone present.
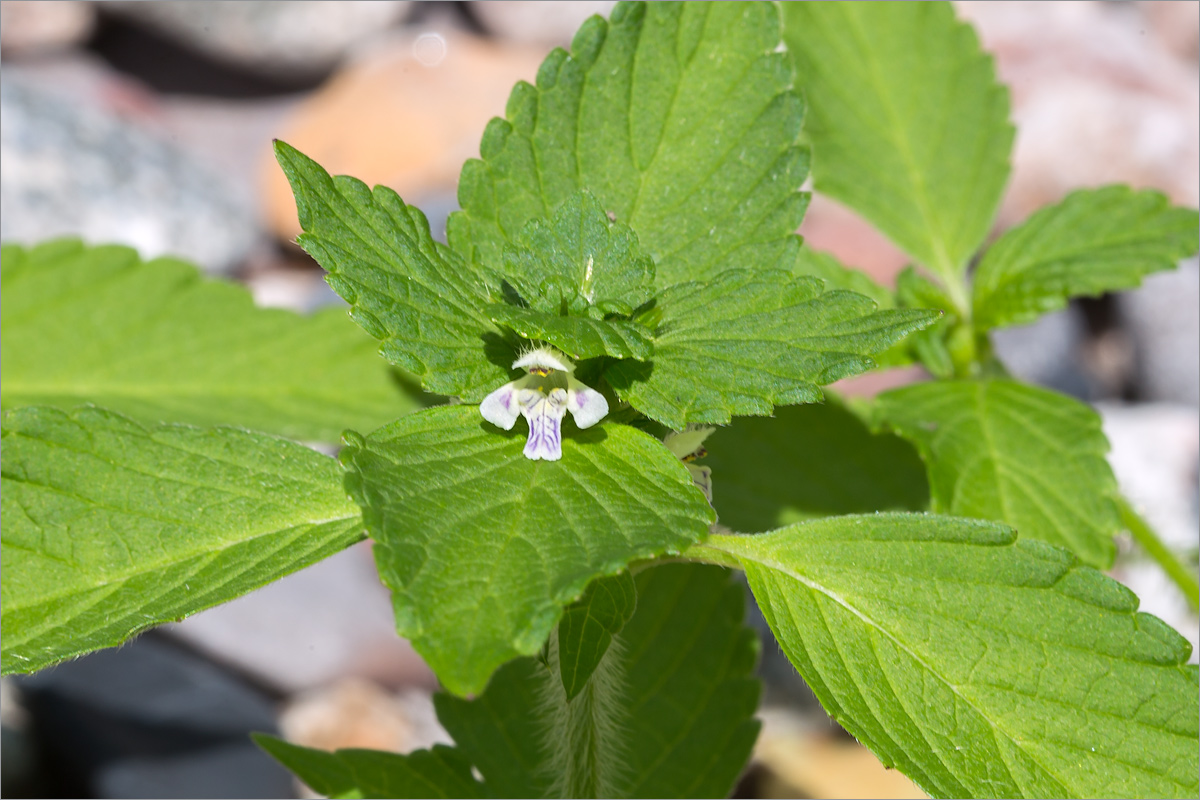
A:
[0,0,95,55]
[279,679,451,755]
[165,542,435,695]
[0,75,259,273]
[991,305,1093,399]
[1121,258,1200,407]
[798,193,911,290]
[1140,0,1200,64]
[262,29,546,241]
[753,707,927,799]
[957,1,1200,226]
[1101,402,1200,658]
[468,1,616,47]
[102,1,413,80]
[15,633,292,798]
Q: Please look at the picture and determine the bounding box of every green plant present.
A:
[3,3,1197,798]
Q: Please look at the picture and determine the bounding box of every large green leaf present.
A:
[606,269,939,429]
[874,379,1120,568]
[449,1,810,288]
[782,2,1013,299]
[698,515,1199,800]
[972,186,1200,330]
[557,571,637,701]
[435,563,761,799]
[1,406,361,675]
[341,404,713,696]
[704,398,928,532]
[0,240,417,442]
[253,736,484,799]
[274,141,513,402]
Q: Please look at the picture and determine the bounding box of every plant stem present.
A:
[1117,495,1199,612]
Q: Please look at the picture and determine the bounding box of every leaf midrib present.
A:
[711,536,1076,796]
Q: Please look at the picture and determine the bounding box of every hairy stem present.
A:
[1117,494,1199,612]
[538,631,629,798]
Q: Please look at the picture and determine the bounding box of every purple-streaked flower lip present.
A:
[479,346,608,460]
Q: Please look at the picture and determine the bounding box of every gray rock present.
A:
[1100,402,1199,660]
[469,1,617,47]
[104,1,412,79]
[991,305,1093,399]
[0,76,259,273]
[1122,258,1200,407]
[164,542,434,694]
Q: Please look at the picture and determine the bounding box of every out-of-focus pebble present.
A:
[468,1,617,47]
[753,707,927,799]
[0,0,95,55]
[164,542,435,695]
[0,75,259,273]
[102,1,413,79]
[957,1,1199,226]
[279,679,451,755]
[1121,258,1200,407]
[1101,402,1200,658]
[262,29,546,241]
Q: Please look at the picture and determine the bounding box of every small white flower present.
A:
[480,347,609,461]
[663,426,716,502]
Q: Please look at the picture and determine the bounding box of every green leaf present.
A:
[253,735,484,799]
[782,2,1013,295]
[699,515,1199,800]
[606,269,940,429]
[557,570,637,701]
[704,398,928,532]
[972,186,1200,330]
[449,1,810,288]
[434,657,551,799]
[341,404,713,696]
[435,563,761,799]
[274,141,513,402]
[895,266,958,378]
[874,379,1120,568]
[488,304,653,361]
[0,239,418,442]
[504,190,655,318]
[1,406,361,676]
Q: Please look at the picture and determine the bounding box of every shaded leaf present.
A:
[558,570,637,701]
[704,398,928,532]
[435,563,761,798]
[253,735,484,799]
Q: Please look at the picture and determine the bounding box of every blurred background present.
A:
[1,1,1197,797]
